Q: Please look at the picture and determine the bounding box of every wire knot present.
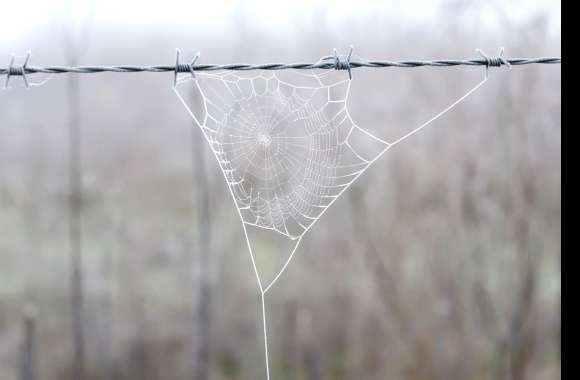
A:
[4,51,31,89]
[476,47,511,69]
[321,46,354,79]
[174,49,201,87]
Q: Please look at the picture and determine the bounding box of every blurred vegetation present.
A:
[0,2,560,380]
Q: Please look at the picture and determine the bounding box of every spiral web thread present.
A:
[174,64,488,380]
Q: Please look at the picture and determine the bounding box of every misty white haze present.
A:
[0,1,560,380]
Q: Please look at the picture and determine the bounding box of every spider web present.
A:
[174,63,487,380]
[175,69,390,289]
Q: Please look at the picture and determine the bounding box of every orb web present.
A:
[174,64,488,380]
[176,70,389,243]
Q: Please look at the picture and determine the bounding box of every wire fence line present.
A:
[1,48,561,88]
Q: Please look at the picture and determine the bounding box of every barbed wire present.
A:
[1,48,561,89]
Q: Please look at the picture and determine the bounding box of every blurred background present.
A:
[0,0,560,379]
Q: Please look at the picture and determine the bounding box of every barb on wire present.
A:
[0,48,561,85]
[476,47,511,78]
[174,49,200,87]
[319,46,354,79]
[4,51,31,89]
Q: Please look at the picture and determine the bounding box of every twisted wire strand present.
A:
[0,57,561,76]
